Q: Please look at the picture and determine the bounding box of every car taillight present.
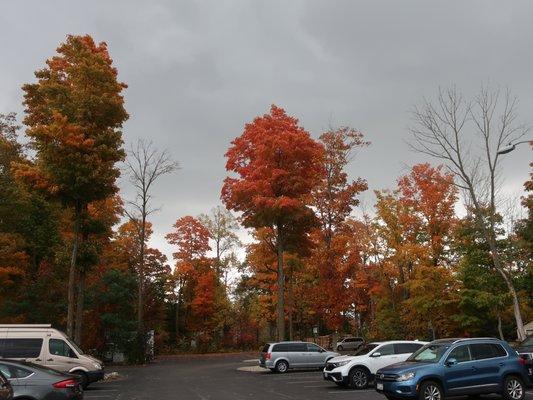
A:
[265,352,271,360]
[518,357,526,366]
[53,379,77,389]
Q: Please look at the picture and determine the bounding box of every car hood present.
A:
[328,354,358,363]
[377,361,433,374]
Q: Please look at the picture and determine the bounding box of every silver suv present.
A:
[336,337,364,351]
[259,341,339,373]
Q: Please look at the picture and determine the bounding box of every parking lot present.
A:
[84,352,533,400]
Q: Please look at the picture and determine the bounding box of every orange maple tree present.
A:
[222,105,324,340]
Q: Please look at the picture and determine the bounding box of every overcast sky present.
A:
[1,0,531,263]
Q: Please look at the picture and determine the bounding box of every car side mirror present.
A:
[371,352,381,358]
[445,358,457,367]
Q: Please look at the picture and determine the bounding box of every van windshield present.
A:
[407,344,450,363]
[350,343,378,356]
[66,338,84,355]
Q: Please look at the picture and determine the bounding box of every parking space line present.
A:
[286,380,324,384]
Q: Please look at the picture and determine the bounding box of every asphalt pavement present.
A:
[84,352,533,400]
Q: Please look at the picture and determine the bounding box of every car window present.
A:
[272,344,288,352]
[290,343,307,352]
[262,344,270,353]
[394,343,423,354]
[408,344,450,363]
[352,344,378,356]
[376,344,394,356]
[345,338,354,342]
[0,339,43,358]
[49,339,76,358]
[10,366,32,379]
[447,345,471,363]
[307,343,321,352]
[0,364,11,379]
[469,343,506,360]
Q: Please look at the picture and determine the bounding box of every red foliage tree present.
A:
[222,105,324,340]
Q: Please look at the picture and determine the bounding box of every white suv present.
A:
[323,340,427,389]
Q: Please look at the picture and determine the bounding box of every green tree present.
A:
[16,35,128,339]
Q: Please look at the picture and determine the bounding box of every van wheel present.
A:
[73,371,88,389]
[337,345,343,351]
[275,360,288,373]
[503,375,525,400]
[348,368,369,389]
[418,380,442,400]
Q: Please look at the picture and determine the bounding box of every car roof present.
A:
[429,337,502,345]
[369,340,427,345]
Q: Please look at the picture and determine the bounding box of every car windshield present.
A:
[65,337,84,355]
[407,344,450,363]
[350,343,378,356]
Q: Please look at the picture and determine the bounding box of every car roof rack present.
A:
[452,337,500,343]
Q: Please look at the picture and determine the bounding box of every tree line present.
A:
[0,35,531,362]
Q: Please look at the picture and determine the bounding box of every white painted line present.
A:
[242,359,258,363]
[286,380,324,384]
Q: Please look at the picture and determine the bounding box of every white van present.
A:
[0,324,104,388]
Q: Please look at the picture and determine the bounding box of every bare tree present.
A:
[199,205,241,280]
[409,85,528,340]
[126,139,178,359]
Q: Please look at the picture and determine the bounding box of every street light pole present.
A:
[497,140,533,155]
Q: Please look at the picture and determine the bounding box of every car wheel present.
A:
[337,345,343,351]
[348,368,369,389]
[73,371,88,389]
[503,375,525,400]
[418,380,442,400]
[275,360,289,373]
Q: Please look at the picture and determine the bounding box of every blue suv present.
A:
[375,338,528,400]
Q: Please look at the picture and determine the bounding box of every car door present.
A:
[0,364,17,399]
[443,344,477,396]
[46,338,79,373]
[369,344,399,373]
[467,343,504,392]
[288,343,309,367]
[306,343,325,367]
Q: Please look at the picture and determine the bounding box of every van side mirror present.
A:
[371,352,381,358]
[445,358,457,367]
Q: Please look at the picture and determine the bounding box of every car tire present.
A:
[418,380,443,400]
[73,371,89,389]
[275,360,289,374]
[337,345,343,351]
[502,375,525,400]
[348,367,369,390]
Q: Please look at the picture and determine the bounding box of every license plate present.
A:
[376,382,383,391]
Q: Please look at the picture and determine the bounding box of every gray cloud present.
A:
[1,0,531,260]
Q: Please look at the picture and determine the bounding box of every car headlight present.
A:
[93,363,102,370]
[333,361,350,368]
[396,372,415,382]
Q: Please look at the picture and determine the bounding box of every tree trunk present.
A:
[74,269,85,344]
[497,313,504,340]
[276,224,285,341]
[488,237,526,340]
[137,213,146,361]
[288,275,293,341]
[67,201,82,338]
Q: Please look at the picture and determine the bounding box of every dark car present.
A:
[0,360,83,400]
[0,371,13,400]
[514,335,533,384]
[375,338,528,400]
